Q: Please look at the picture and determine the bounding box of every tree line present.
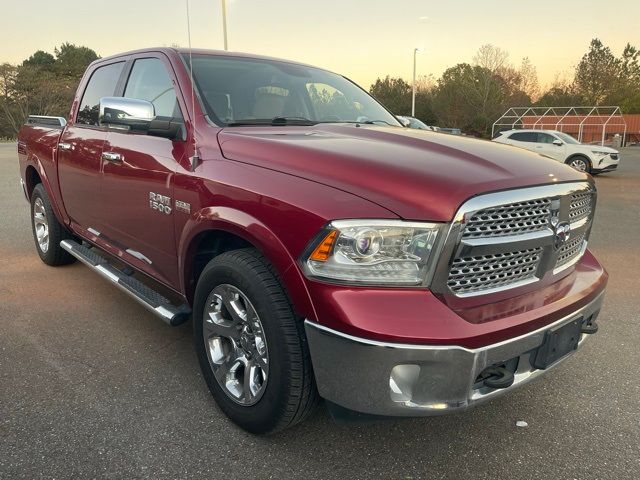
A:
[1,39,638,139]
[0,43,99,139]
[370,39,640,137]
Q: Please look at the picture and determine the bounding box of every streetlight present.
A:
[412,47,423,117]
[221,0,228,50]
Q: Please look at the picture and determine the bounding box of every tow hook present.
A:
[581,320,599,334]
[481,366,515,389]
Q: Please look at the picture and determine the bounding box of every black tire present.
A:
[193,248,319,434]
[565,155,592,174]
[30,184,75,266]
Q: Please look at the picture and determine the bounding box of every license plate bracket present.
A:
[531,317,583,370]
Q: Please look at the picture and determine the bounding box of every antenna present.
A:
[186,0,200,171]
[221,0,228,50]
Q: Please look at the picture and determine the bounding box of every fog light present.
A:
[389,364,420,403]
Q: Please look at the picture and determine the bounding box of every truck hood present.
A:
[217,124,587,221]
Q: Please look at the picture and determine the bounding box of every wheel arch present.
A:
[178,207,316,320]
[24,164,42,199]
[24,155,67,225]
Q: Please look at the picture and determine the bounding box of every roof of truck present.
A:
[93,47,321,71]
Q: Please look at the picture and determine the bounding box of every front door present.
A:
[535,132,566,161]
[99,55,187,288]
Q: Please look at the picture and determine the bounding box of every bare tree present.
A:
[519,57,540,100]
[473,44,510,74]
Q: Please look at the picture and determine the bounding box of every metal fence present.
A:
[492,106,628,146]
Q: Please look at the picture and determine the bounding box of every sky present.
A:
[1,0,639,89]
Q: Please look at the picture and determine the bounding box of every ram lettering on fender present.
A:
[149,192,172,215]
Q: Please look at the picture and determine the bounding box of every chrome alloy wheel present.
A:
[569,157,588,172]
[203,284,269,405]
[33,197,49,253]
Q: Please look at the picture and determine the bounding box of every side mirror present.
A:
[398,117,411,127]
[99,97,185,141]
[553,139,563,146]
[100,97,154,130]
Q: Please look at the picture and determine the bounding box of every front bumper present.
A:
[593,164,619,173]
[593,154,619,172]
[305,290,604,416]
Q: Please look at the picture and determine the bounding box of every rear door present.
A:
[57,61,125,232]
[506,131,538,152]
[99,55,188,287]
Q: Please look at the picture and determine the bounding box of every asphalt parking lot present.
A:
[1,141,639,479]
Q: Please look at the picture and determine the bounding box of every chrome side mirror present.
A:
[99,97,154,131]
[398,117,411,127]
[552,139,563,146]
[99,97,185,141]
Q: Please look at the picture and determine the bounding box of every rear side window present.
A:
[509,132,537,142]
[124,58,182,119]
[76,62,125,126]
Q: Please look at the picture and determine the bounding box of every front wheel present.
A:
[193,248,319,434]
[566,156,591,173]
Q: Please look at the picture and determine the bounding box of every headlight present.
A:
[302,219,443,285]
[591,150,610,156]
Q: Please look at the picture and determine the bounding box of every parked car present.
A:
[17,48,607,434]
[493,129,620,174]
[397,115,435,130]
[438,127,462,135]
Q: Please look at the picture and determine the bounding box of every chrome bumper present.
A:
[305,291,604,416]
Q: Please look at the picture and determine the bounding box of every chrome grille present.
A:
[569,192,593,223]
[462,198,551,239]
[438,183,595,297]
[555,233,586,269]
[447,248,543,295]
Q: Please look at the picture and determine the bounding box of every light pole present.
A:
[221,0,228,50]
[412,48,422,117]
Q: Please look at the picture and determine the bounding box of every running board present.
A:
[60,240,191,326]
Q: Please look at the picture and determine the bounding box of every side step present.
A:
[60,240,191,326]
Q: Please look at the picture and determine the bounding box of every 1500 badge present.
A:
[149,192,172,214]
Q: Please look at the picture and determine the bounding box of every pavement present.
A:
[1,141,639,479]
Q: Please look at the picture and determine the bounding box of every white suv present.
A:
[493,129,620,174]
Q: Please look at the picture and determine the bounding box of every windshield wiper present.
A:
[318,119,395,126]
[226,116,317,127]
[358,119,393,126]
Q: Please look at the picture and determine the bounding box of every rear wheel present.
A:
[193,248,319,434]
[30,184,75,266]
[566,155,591,173]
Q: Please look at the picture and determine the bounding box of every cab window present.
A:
[124,58,182,119]
[76,62,125,126]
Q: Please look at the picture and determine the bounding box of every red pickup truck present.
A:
[17,48,607,433]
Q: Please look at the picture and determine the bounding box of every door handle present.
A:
[58,142,72,151]
[102,152,123,163]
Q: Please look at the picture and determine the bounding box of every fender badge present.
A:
[175,200,191,214]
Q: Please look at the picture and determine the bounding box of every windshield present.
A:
[554,132,580,145]
[183,54,401,127]
[408,117,429,129]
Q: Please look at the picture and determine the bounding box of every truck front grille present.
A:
[447,248,544,295]
[462,198,551,239]
[569,192,593,223]
[555,233,586,269]
[438,183,595,297]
